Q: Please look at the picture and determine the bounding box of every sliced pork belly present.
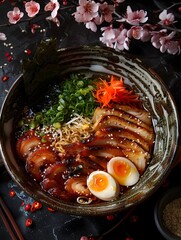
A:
[80,146,125,159]
[95,128,152,152]
[16,130,41,160]
[93,115,154,143]
[112,104,152,126]
[83,135,150,173]
[26,146,58,181]
[93,107,152,131]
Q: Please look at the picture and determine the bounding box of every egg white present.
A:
[87,170,120,201]
[107,157,140,187]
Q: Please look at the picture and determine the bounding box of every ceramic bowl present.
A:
[154,186,181,240]
[0,45,180,216]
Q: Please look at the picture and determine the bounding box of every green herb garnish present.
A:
[32,74,98,126]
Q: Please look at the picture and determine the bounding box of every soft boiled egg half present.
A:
[87,170,120,201]
[107,157,140,187]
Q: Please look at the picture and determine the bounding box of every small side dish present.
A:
[154,186,181,240]
[14,73,155,204]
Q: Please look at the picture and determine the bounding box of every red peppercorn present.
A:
[9,190,15,197]
[2,75,9,82]
[47,207,56,212]
[30,201,42,212]
[25,49,32,55]
[25,218,33,227]
[106,215,114,220]
[25,204,31,211]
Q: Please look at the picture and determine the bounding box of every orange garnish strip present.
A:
[93,75,141,108]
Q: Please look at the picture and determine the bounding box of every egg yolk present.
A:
[113,160,131,177]
[89,173,108,192]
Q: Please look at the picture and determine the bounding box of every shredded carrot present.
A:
[93,75,141,108]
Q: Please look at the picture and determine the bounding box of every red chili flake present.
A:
[106,215,114,220]
[5,52,13,62]
[9,190,15,197]
[2,75,9,82]
[178,6,181,12]
[0,0,5,3]
[25,204,31,211]
[47,207,56,212]
[7,55,13,62]
[25,218,33,227]
[21,201,25,206]
[30,201,42,212]
[24,49,31,55]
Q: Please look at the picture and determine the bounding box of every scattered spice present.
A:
[9,190,15,197]
[30,201,42,212]
[2,75,9,82]
[25,218,33,227]
[25,204,31,211]
[163,197,181,237]
[106,215,114,221]
[24,49,32,55]
[47,207,56,212]
[5,52,13,62]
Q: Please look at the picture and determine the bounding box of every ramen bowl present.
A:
[0,45,179,216]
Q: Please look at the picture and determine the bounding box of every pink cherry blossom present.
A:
[151,29,167,49]
[85,21,97,31]
[127,26,143,40]
[159,10,176,26]
[25,1,40,18]
[73,0,99,23]
[7,7,24,24]
[159,32,180,55]
[127,24,155,42]
[113,27,129,51]
[119,6,148,25]
[113,0,125,7]
[0,32,7,41]
[85,15,103,32]
[100,25,116,48]
[151,30,180,55]
[44,0,60,18]
[99,2,115,23]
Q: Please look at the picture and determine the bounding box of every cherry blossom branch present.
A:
[157,23,181,34]
[166,2,181,11]
[0,5,75,28]
[0,0,181,55]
